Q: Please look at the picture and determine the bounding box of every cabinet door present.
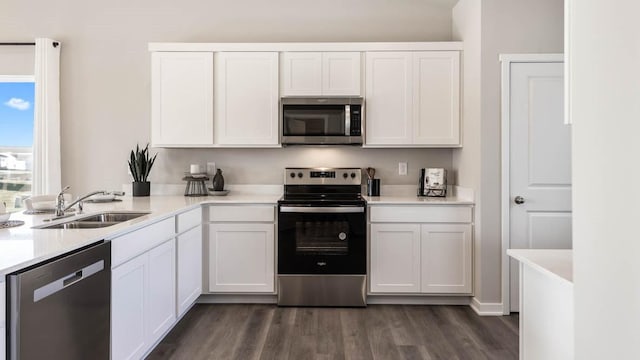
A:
[365,52,413,145]
[412,51,460,146]
[151,52,214,147]
[112,253,147,360]
[370,223,421,293]
[420,224,472,294]
[281,52,322,96]
[214,52,279,146]
[322,52,361,96]
[209,223,275,292]
[177,226,203,317]
[147,239,176,345]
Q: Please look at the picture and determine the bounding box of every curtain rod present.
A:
[0,42,59,47]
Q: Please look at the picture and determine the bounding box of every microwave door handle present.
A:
[345,105,351,136]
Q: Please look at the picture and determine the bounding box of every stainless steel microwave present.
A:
[281,97,363,146]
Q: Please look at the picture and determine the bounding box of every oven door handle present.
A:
[280,206,365,214]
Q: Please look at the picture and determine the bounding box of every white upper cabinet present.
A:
[365,52,413,145]
[365,51,461,147]
[214,52,279,146]
[281,52,361,96]
[151,52,214,147]
[281,52,322,95]
[412,51,460,145]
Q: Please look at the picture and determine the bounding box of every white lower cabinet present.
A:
[112,239,176,360]
[177,225,203,316]
[370,224,421,293]
[420,224,472,294]
[369,206,473,295]
[208,223,274,292]
[147,240,176,344]
[112,252,147,360]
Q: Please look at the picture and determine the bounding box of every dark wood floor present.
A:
[148,304,519,360]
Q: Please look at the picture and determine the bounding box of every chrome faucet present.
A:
[55,186,108,216]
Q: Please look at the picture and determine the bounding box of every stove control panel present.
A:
[284,168,362,185]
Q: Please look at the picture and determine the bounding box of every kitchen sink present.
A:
[35,212,150,229]
[75,212,149,223]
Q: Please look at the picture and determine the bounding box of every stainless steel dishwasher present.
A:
[7,241,111,360]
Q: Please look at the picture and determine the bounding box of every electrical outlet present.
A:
[207,162,216,176]
[399,162,408,176]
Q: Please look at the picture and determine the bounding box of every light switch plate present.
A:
[399,162,408,176]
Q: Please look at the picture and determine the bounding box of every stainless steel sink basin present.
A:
[35,212,150,229]
[75,212,149,223]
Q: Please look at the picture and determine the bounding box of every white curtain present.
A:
[32,38,61,195]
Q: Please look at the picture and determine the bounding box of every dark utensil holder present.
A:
[367,179,380,196]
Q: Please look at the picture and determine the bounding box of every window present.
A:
[0,76,35,210]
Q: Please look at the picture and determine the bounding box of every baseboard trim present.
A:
[470,297,504,316]
[197,294,278,304]
[367,295,471,305]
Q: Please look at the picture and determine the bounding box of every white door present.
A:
[209,223,275,292]
[214,52,279,146]
[508,61,571,312]
[177,226,203,317]
[369,223,421,293]
[421,224,472,294]
[151,52,214,147]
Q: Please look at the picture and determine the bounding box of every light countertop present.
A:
[0,193,282,277]
[507,249,573,284]
[364,185,474,205]
[364,195,474,205]
[0,188,474,277]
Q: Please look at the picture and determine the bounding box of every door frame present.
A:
[500,54,564,315]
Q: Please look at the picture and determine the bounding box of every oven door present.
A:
[278,204,366,275]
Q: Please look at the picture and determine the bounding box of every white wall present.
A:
[571,1,640,358]
[452,0,564,306]
[0,46,34,75]
[478,0,563,304]
[0,0,457,194]
[451,0,483,301]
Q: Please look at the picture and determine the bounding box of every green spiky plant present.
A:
[128,143,157,182]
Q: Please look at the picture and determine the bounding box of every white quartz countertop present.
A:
[364,195,474,205]
[0,193,282,277]
[507,249,573,284]
[363,185,474,205]
[0,187,475,277]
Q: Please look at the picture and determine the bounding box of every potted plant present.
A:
[128,143,157,197]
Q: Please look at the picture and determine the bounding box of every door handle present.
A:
[514,196,525,205]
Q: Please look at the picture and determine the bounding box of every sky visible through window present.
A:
[0,82,35,147]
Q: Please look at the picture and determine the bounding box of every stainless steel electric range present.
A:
[277,167,366,307]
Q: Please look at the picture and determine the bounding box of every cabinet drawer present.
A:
[177,207,202,234]
[209,205,275,222]
[111,217,176,267]
[370,206,472,223]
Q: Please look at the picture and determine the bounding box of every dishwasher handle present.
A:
[33,260,105,302]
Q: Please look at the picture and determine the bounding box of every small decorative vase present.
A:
[212,169,225,191]
[132,181,150,197]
